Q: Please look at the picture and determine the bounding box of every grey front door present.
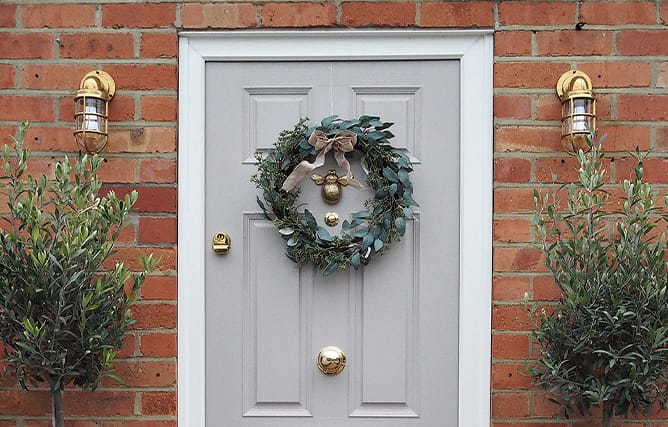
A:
[204,59,460,425]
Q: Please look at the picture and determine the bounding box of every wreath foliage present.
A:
[252,115,417,276]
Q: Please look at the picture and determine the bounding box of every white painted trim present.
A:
[178,30,493,426]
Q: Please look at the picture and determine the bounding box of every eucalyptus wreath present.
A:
[252,115,418,276]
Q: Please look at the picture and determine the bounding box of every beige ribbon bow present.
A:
[281,130,364,192]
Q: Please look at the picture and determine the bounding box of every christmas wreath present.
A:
[252,115,417,275]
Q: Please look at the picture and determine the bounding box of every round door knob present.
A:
[317,346,346,375]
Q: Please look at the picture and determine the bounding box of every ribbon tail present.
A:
[281,149,328,191]
[334,151,364,190]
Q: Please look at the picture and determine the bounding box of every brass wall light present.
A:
[556,70,596,153]
[73,70,115,154]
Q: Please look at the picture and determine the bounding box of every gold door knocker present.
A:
[311,170,348,205]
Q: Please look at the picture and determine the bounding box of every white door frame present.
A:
[178,30,493,426]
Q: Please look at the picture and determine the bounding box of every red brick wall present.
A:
[0,1,666,425]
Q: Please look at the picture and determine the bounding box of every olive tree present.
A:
[530,135,668,427]
[0,123,158,426]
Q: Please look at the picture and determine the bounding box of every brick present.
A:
[579,62,651,88]
[657,127,668,151]
[117,332,136,357]
[65,391,134,416]
[0,96,53,122]
[536,31,612,56]
[182,3,257,29]
[262,2,336,27]
[106,361,176,387]
[103,246,176,271]
[493,333,530,360]
[492,392,530,417]
[533,276,562,301]
[0,390,50,415]
[618,31,668,56]
[22,64,92,89]
[597,126,650,152]
[618,95,668,121]
[491,363,535,389]
[107,127,177,153]
[494,31,532,56]
[499,2,575,26]
[138,216,176,243]
[103,4,176,28]
[103,65,177,90]
[493,218,531,242]
[493,276,530,301]
[102,185,176,213]
[141,33,177,58]
[141,275,177,300]
[107,95,135,121]
[59,33,134,59]
[22,4,95,28]
[616,158,668,184]
[494,63,570,88]
[140,333,177,357]
[494,95,531,119]
[141,96,177,122]
[535,157,582,182]
[97,157,136,183]
[141,392,177,416]
[581,1,656,25]
[659,62,668,88]
[494,247,546,273]
[663,2,668,24]
[131,303,177,329]
[532,394,563,417]
[0,5,16,27]
[0,33,53,59]
[341,2,415,27]
[494,158,531,183]
[139,158,176,183]
[420,2,494,28]
[24,127,75,151]
[0,65,15,89]
[493,304,534,331]
[494,188,535,213]
[495,127,562,152]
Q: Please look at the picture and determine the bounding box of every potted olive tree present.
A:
[529,134,668,427]
[0,123,158,427]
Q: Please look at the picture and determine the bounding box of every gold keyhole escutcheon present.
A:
[317,346,346,375]
[212,232,231,254]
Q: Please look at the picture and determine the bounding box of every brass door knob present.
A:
[212,232,231,254]
[317,346,346,375]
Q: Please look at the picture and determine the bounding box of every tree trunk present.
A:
[51,389,64,427]
[602,410,613,427]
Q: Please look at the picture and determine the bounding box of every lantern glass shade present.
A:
[74,95,109,154]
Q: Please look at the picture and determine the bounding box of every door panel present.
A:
[205,60,460,425]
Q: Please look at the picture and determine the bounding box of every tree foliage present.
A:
[530,135,668,425]
[0,122,158,397]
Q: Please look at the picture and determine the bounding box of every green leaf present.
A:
[373,239,384,252]
[395,217,406,236]
[316,227,332,242]
[382,168,399,183]
[350,252,361,269]
[321,115,338,128]
[278,227,294,236]
[303,209,317,230]
[403,207,414,219]
[323,261,339,276]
